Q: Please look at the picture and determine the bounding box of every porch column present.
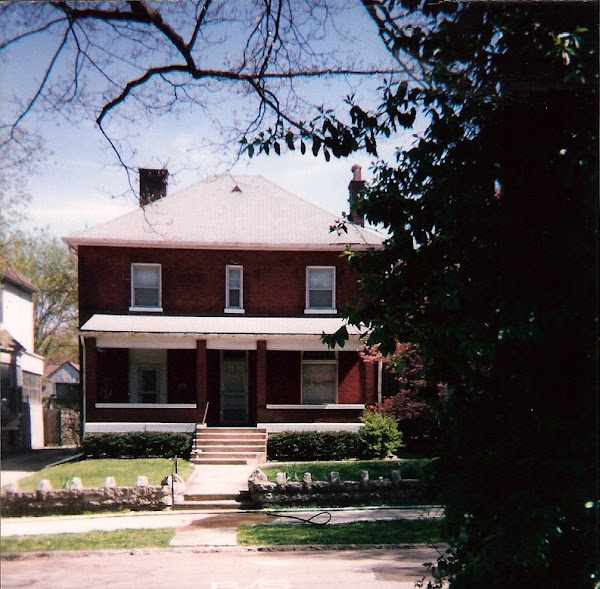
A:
[256,340,267,418]
[365,358,377,405]
[84,337,97,420]
[195,339,207,422]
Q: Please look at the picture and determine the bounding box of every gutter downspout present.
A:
[377,359,383,405]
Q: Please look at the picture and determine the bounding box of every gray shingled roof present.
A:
[64,175,385,251]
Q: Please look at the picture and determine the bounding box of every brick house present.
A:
[64,169,384,436]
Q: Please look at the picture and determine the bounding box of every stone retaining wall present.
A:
[248,469,422,506]
[1,474,185,517]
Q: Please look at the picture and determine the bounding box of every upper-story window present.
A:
[225,265,244,313]
[130,263,162,311]
[305,266,336,314]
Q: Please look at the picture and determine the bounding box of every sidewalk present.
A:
[1,448,83,487]
[1,506,444,547]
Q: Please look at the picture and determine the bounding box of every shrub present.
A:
[356,410,404,459]
[267,431,360,461]
[82,432,193,459]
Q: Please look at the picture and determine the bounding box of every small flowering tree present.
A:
[361,343,441,449]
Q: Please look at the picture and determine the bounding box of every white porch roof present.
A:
[80,314,365,351]
[81,314,363,337]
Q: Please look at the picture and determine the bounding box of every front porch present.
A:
[81,314,378,434]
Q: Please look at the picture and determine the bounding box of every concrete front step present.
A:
[196,427,267,435]
[195,440,265,452]
[191,457,250,465]
[192,425,267,466]
[175,499,255,510]
[178,490,256,510]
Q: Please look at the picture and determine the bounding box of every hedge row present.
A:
[267,412,404,461]
[82,432,193,459]
[267,431,361,461]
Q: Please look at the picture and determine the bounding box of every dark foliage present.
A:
[254,2,598,587]
[81,432,192,460]
[267,431,360,462]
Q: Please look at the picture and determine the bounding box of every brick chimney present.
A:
[348,164,365,226]
[139,168,168,207]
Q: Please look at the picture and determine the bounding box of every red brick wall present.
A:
[96,348,128,403]
[338,351,364,404]
[267,351,302,404]
[167,349,196,403]
[78,246,361,323]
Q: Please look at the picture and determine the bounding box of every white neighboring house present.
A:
[0,257,44,452]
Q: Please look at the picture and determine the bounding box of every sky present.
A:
[0,1,416,239]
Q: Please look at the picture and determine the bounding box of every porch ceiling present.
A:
[80,314,365,338]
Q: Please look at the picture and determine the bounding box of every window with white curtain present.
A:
[305,266,336,312]
[131,263,161,310]
[302,351,337,403]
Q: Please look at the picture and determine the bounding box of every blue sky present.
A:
[1,2,416,238]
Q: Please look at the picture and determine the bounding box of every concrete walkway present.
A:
[184,463,257,496]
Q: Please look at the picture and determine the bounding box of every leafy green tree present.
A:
[4,230,78,364]
[356,410,404,459]
[251,3,598,586]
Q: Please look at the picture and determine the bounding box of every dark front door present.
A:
[220,351,248,425]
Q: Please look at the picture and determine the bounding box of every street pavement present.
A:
[1,547,444,588]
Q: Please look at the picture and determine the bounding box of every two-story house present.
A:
[0,256,45,453]
[64,168,384,436]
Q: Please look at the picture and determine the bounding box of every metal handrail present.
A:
[170,454,178,506]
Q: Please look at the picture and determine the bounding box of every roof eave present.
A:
[64,237,383,251]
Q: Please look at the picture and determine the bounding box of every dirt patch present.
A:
[181,512,273,530]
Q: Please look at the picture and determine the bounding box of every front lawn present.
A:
[1,528,176,552]
[238,519,446,546]
[12,458,194,491]
[260,458,437,483]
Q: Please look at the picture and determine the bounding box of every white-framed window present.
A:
[302,351,338,404]
[129,349,167,404]
[131,263,162,310]
[305,266,336,313]
[225,265,244,313]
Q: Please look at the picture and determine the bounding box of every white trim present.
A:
[224,308,245,314]
[266,339,362,351]
[67,238,381,253]
[94,334,362,351]
[266,404,365,410]
[258,422,363,433]
[304,309,337,315]
[97,335,196,349]
[131,263,162,310]
[84,422,196,434]
[95,403,196,409]
[305,266,336,313]
[129,306,163,313]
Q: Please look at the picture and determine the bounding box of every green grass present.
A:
[1,528,177,552]
[260,459,437,483]
[13,458,194,491]
[238,519,446,546]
